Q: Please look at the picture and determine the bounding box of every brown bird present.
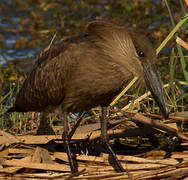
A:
[7,21,168,173]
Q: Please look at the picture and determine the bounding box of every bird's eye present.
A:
[137,51,145,57]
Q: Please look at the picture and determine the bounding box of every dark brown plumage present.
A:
[7,21,168,173]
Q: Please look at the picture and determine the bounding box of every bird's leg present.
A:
[68,112,85,140]
[37,112,55,135]
[63,112,77,173]
[100,107,124,172]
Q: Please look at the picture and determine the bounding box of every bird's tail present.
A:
[0,106,17,120]
[6,106,17,113]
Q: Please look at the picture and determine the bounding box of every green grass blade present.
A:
[110,76,138,106]
[156,13,188,55]
[163,0,188,83]
[169,48,175,88]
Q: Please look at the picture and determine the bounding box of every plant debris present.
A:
[0,113,187,179]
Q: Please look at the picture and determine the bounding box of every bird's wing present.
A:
[13,35,88,112]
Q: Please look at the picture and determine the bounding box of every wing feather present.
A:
[14,35,88,112]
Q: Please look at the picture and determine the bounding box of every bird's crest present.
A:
[86,21,142,77]
[86,21,135,60]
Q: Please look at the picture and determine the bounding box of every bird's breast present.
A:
[61,61,130,113]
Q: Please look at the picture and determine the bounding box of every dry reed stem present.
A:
[176,37,188,50]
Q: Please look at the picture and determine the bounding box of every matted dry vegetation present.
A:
[0,112,188,179]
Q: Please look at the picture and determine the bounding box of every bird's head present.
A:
[86,21,168,118]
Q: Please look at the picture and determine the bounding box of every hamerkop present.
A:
[7,21,168,173]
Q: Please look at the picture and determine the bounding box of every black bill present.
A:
[143,64,168,119]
